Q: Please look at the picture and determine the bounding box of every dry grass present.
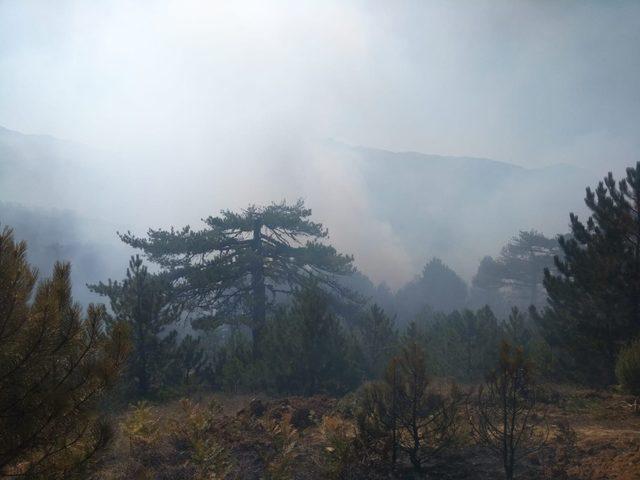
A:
[90,385,640,479]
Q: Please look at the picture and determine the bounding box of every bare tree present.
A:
[469,341,547,480]
[357,341,462,473]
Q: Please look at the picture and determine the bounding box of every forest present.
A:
[3,1,640,479]
[2,161,640,479]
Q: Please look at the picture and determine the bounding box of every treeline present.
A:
[79,204,559,399]
[349,229,561,323]
[89,162,640,399]
[1,161,640,477]
[69,162,640,397]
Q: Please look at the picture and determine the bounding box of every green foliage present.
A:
[408,306,502,381]
[616,338,640,395]
[320,415,371,479]
[0,227,129,478]
[401,305,554,383]
[356,341,462,473]
[473,230,560,310]
[170,399,230,480]
[541,162,640,385]
[90,255,190,399]
[261,416,298,480]
[99,396,230,479]
[216,328,255,393]
[354,304,398,379]
[504,307,553,377]
[168,334,210,390]
[256,284,359,395]
[208,283,360,395]
[122,401,160,455]
[395,257,468,322]
[119,200,355,344]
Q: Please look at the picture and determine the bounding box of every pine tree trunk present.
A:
[502,371,511,480]
[251,220,266,353]
[135,277,150,397]
[634,190,640,331]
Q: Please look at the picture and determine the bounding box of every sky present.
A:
[2,0,640,171]
[1,0,640,285]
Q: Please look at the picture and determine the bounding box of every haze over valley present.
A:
[2,3,640,479]
[0,124,593,300]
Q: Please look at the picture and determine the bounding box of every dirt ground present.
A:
[92,386,640,479]
[540,387,640,480]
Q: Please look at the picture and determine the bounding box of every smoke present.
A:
[1,1,639,287]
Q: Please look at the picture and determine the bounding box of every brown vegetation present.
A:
[91,385,640,480]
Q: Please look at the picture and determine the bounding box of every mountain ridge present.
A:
[0,125,595,291]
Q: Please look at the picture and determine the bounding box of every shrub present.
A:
[408,306,502,381]
[616,338,640,395]
[170,399,230,480]
[321,415,365,479]
[261,416,298,480]
[217,329,255,393]
[122,401,160,456]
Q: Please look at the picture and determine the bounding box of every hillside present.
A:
[0,126,595,293]
[0,127,132,303]
[324,142,594,280]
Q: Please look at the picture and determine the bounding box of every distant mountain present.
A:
[323,142,594,280]
[0,126,597,301]
[0,126,132,304]
[0,125,125,218]
[0,202,131,305]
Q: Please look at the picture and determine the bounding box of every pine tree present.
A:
[90,255,178,398]
[541,162,640,384]
[410,306,501,381]
[395,257,468,322]
[258,283,357,395]
[357,304,398,379]
[469,342,547,480]
[0,227,129,478]
[473,230,560,309]
[171,334,209,388]
[119,200,354,346]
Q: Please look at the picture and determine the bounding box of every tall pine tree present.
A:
[119,200,354,345]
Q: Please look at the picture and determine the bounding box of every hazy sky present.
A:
[1,0,639,172]
[1,1,639,286]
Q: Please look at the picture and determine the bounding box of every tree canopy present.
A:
[395,258,468,322]
[0,227,129,478]
[473,230,560,309]
[540,162,640,384]
[119,200,354,343]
